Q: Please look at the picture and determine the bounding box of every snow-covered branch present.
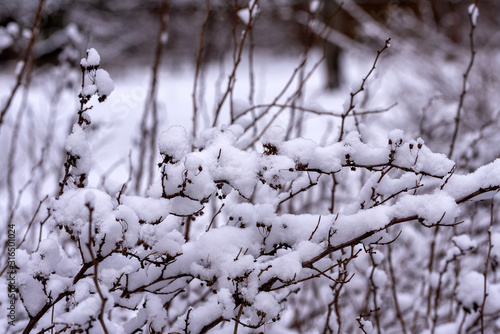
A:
[15,118,500,332]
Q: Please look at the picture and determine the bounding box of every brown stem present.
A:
[135,0,169,193]
[480,197,496,333]
[448,0,479,158]
[22,291,73,334]
[302,215,419,268]
[192,0,211,142]
[85,202,109,334]
[0,0,46,130]
[338,38,391,142]
[200,315,225,334]
[387,244,407,334]
[233,304,245,334]
[206,203,225,232]
[212,0,259,126]
[367,249,381,334]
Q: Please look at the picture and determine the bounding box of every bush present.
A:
[2,1,500,333]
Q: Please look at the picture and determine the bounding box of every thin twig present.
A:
[308,216,322,241]
[192,0,211,142]
[212,0,259,126]
[480,195,497,333]
[135,0,169,193]
[85,202,109,334]
[302,215,419,269]
[387,244,408,334]
[448,0,479,158]
[0,0,46,130]
[206,203,225,232]
[338,38,391,142]
[17,195,49,249]
[234,102,397,122]
[233,304,245,334]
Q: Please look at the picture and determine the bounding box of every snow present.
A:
[456,271,484,312]
[443,158,500,201]
[268,251,302,281]
[237,0,259,25]
[15,60,24,76]
[80,48,100,69]
[237,9,251,25]
[16,239,79,316]
[280,137,318,164]
[190,125,261,199]
[170,197,203,216]
[388,129,404,146]
[369,267,388,288]
[82,84,97,97]
[50,188,118,258]
[160,32,168,44]
[4,36,500,333]
[172,294,230,333]
[66,23,82,44]
[485,283,500,314]
[295,240,324,262]
[396,293,415,312]
[60,295,102,324]
[95,69,114,98]
[469,4,479,26]
[35,239,61,274]
[17,277,47,316]
[158,125,190,160]
[371,251,385,265]
[46,275,72,298]
[452,234,477,251]
[78,56,115,103]
[0,28,13,51]
[254,292,280,319]
[261,125,285,146]
[144,295,168,332]
[359,318,374,333]
[65,124,92,176]
[491,233,500,262]
[394,193,460,225]
[74,280,91,303]
[6,22,19,36]
[21,28,31,39]
[309,0,320,13]
[430,322,459,334]
[120,195,170,223]
[343,131,388,166]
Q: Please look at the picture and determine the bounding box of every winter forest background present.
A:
[2,0,500,333]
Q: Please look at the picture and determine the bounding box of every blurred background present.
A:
[2,0,499,88]
[2,0,500,200]
[2,0,500,222]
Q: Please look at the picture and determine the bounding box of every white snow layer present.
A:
[65,124,92,176]
[95,69,114,97]
[15,118,500,332]
[80,48,100,68]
